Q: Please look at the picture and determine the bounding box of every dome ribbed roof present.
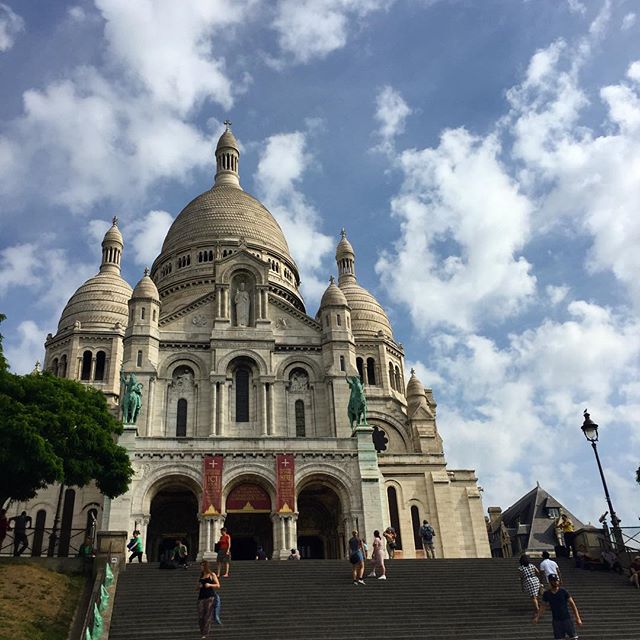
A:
[319,279,348,308]
[132,272,159,300]
[58,272,132,331]
[103,223,123,245]
[217,129,239,150]
[339,281,392,337]
[161,184,291,258]
[406,370,425,397]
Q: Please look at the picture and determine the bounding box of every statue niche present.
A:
[233,281,251,327]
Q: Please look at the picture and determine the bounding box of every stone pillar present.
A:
[261,383,268,436]
[210,381,217,436]
[355,425,385,545]
[268,384,275,435]
[219,381,227,436]
[288,514,298,550]
[96,530,128,573]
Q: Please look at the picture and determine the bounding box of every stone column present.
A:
[288,514,298,550]
[210,380,217,436]
[268,383,275,435]
[90,355,97,381]
[261,383,268,436]
[219,381,227,436]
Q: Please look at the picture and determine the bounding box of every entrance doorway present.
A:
[297,483,343,558]
[146,487,199,561]
[224,482,273,560]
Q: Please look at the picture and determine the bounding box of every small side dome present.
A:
[132,268,159,300]
[336,228,354,260]
[406,368,425,398]
[216,127,239,152]
[319,276,348,308]
[339,281,392,337]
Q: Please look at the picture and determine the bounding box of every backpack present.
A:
[420,525,434,541]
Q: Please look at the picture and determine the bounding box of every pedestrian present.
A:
[600,548,623,573]
[539,551,561,584]
[419,519,436,559]
[629,556,640,589]
[367,530,386,580]
[0,509,8,553]
[255,545,268,560]
[559,514,576,558]
[288,548,300,560]
[128,530,144,563]
[518,554,542,614]
[533,574,582,638]
[172,538,189,569]
[348,529,366,585]
[9,511,31,557]
[383,527,396,559]
[216,527,231,578]
[196,560,220,639]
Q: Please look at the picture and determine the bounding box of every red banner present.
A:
[201,455,223,516]
[276,454,295,513]
[226,483,271,512]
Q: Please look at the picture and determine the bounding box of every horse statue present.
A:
[120,370,143,424]
[346,374,367,430]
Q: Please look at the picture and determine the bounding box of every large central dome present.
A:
[161,184,291,258]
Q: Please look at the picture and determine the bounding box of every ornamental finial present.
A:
[223,119,232,130]
[112,215,119,226]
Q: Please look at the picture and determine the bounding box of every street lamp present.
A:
[581,410,624,550]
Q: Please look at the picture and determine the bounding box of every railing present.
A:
[619,527,640,552]
[0,527,92,558]
[79,558,113,640]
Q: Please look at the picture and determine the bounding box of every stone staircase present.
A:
[108,558,639,640]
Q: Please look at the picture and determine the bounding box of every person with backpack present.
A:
[419,520,436,559]
[127,530,144,563]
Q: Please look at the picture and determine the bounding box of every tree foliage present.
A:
[0,316,133,507]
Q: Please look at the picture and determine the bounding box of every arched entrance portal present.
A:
[223,482,273,560]
[146,486,199,561]
[297,483,343,559]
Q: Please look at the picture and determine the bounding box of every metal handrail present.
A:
[0,527,92,557]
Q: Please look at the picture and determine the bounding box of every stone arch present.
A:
[134,465,202,515]
[218,350,269,376]
[296,466,355,514]
[217,259,266,286]
[276,355,323,381]
[222,469,277,508]
[158,353,207,380]
[368,411,411,452]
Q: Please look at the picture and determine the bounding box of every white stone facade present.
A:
[11,127,490,561]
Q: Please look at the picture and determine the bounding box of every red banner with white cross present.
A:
[202,454,223,516]
[276,453,295,513]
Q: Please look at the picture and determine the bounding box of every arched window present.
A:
[176,398,187,437]
[389,362,396,390]
[235,367,250,422]
[51,358,59,377]
[58,488,76,557]
[94,351,106,381]
[387,486,402,550]
[339,356,345,372]
[152,309,157,322]
[336,314,341,326]
[141,307,146,320]
[395,366,402,393]
[136,350,143,367]
[81,351,92,381]
[366,357,376,385]
[59,355,67,378]
[411,505,422,550]
[356,357,364,381]
[32,510,47,556]
[295,399,306,437]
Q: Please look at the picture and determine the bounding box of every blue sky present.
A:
[1,0,639,527]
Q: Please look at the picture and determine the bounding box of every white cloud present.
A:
[546,284,569,305]
[0,2,24,52]
[0,244,41,295]
[3,320,47,374]
[621,12,636,31]
[1,67,213,212]
[373,85,412,154]
[271,0,392,64]
[254,131,333,305]
[566,0,586,15]
[376,127,536,333]
[125,210,174,267]
[95,0,252,115]
[432,303,640,520]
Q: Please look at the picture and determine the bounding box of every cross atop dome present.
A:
[112,215,119,226]
[223,119,232,130]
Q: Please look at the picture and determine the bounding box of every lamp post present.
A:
[581,410,624,550]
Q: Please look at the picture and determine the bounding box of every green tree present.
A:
[0,317,133,508]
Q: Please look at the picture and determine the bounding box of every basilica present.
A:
[23,126,489,560]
